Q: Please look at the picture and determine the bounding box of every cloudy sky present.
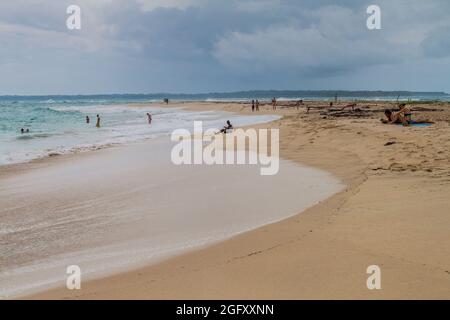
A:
[0,0,449,95]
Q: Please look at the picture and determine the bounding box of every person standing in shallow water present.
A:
[251,100,255,112]
[86,116,90,124]
[147,113,152,125]
[256,100,260,111]
[96,114,101,128]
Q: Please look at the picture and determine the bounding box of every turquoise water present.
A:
[0,96,280,165]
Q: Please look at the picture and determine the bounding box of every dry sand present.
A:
[23,100,450,299]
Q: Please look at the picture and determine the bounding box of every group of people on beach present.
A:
[85,114,102,127]
[250,97,281,111]
[20,111,154,134]
[250,98,308,111]
[382,104,411,125]
[246,97,431,128]
[85,113,152,128]
[251,100,260,112]
[381,103,432,126]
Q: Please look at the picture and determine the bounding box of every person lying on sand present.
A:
[381,109,408,125]
[219,120,233,134]
[340,103,357,111]
[381,109,434,126]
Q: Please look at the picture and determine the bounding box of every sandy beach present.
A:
[3,0,450,305]
[5,100,450,299]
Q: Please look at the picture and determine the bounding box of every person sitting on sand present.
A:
[96,114,101,128]
[219,120,233,134]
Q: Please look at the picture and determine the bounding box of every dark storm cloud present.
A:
[0,0,449,94]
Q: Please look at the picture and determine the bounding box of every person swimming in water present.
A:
[219,120,233,134]
[96,114,101,128]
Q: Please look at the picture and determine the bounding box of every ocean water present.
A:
[1,92,448,166]
[0,97,279,166]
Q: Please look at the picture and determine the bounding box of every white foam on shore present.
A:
[0,104,280,166]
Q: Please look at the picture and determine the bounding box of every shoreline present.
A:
[3,139,341,299]
[2,104,342,299]
[0,101,279,174]
[12,100,450,299]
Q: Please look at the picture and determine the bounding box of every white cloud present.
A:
[137,0,205,12]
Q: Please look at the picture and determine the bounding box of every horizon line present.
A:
[0,89,449,98]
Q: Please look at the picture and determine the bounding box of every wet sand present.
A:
[1,116,342,298]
